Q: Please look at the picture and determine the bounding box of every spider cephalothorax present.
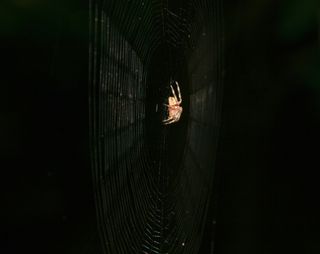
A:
[162,81,183,125]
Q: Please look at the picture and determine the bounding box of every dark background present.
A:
[2,0,319,253]
[216,1,320,254]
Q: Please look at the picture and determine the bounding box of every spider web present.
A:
[89,0,223,253]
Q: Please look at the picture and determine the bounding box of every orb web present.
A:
[89,0,223,253]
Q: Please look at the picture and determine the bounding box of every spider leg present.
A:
[169,118,178,124]
[162,116,176,125]
[175,81,182,103]
[163,118,176,125]
[162,118,172,124]
[162,115,173,122]
[170,84,178,102]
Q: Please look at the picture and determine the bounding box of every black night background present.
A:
[3,0,320,253]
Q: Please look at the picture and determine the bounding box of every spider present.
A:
[162,81,183,125]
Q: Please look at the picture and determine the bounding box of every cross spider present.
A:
[162,81,183,125]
